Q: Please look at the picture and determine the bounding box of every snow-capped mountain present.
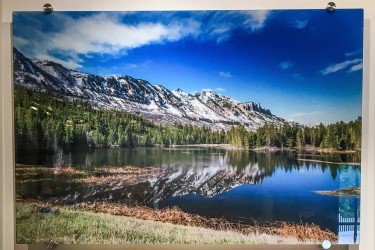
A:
[14,47,285,130]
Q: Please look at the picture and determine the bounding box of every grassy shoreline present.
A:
[16,200,337,244]
[17,202,261,244]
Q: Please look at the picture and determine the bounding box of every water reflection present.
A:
[16,147,361,242]
[16,148,361,203]
[17,147,361,181]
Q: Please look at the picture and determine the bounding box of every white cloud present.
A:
[348,63,363,73]
[294,20,308,29]
[201,11,271,43]
[215,87,226,92]
[13,36,29,47]
[37,54,83,69]
[17,13,198,69]
[219,71,232,78]
[15,11,272,70]
[243,10,271,31]
[287,111,323,124]
[345,50,362,57]
[50,13,191,57]
[321,58,362,75]
[279,61,293,70]
[201,87,225,92]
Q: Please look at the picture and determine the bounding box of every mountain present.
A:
[13,48,286,130]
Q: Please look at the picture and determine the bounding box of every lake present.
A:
[16,146,361,243]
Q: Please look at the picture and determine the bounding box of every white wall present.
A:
[1,1,374,250]
[0,0,3,248]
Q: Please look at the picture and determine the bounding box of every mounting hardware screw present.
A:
[43,3,53,13]
[326,2,336,12]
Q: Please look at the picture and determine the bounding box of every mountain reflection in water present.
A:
[16,147,361,240]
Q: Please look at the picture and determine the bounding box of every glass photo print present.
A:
[13,9,363,244]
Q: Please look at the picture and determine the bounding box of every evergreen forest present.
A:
[14,86,361,153]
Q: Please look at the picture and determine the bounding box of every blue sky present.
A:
[13,10,363,125]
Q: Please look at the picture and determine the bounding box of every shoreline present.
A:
[16,144,361,156]
[297,158,361,166]
[17,199,337,244]
[313,187,360,197]
[172,143,360,155]
[171,144,242,150]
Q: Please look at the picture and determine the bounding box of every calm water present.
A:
[16,147,361,243]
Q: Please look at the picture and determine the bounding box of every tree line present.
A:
[227,120,361,151]
[14,86,361,153]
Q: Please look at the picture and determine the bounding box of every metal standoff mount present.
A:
[326,2,336,12]
[43,3,54,13]
[321,240,332,249]
[44,239,58,249]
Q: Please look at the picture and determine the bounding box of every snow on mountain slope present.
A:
[14,47,286,130]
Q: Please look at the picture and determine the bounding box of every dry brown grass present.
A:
[94,166,161,174]
[53,166,76,174]
[74,201,337,242]
[276,222,337,241]
[72,166,163,185]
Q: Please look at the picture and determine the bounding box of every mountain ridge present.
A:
[13,47,286,131]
